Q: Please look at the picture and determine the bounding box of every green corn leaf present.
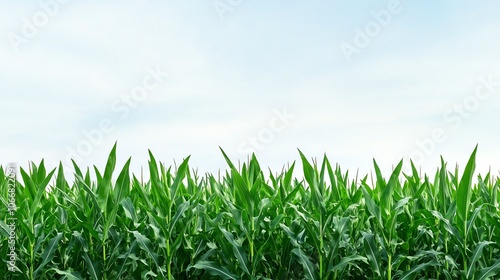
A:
[113,157,131,205]
[71,159,84,180]
[361,232,382,277]
[97,142,117,212]
[169,200,191,233]
[51,268,84,280]
[328,255,367,274]
[30,168,56,220]
[298,150,315,188]
[188,260,238,280]
[466,205,483,238]
[380,159,403,217]
[362,186,382,226]
[298,150,326,215]
[36,159,46,183]
[219,147,237,171]
[292,248,318,280]
[20,167,36,202]
[34,232,63,278]
[116,241,137,278]
[131,230,163,276]
[74,174,100,211]
[0,220,11,238]
[280,223,300,247]
[429,210,462,245]
[399,260,438,280]
[148,149,161,190]
[82,252,101,280]
[120,197,136,222]
[372,159,385,197]
[55,162,67,191]
[170,156,191,200]
[456,145,478,231]
[467,241,494,279]
[283,162,296,191]
[220,227,250,275]
[475,258,500,280]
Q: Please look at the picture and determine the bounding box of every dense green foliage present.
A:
[1,145,500,279]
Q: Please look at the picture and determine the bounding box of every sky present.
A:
[1,0,500,181]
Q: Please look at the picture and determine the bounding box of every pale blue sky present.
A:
[1,1,500,179]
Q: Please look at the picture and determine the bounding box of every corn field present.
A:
[1,145,500,279]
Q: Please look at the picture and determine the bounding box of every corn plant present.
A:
[1,145,500,279]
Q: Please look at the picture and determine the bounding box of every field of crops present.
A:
[1,145,500,279]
